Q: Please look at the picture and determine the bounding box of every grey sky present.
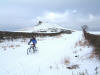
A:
[0,0,100,31]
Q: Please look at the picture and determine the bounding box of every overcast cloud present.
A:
[0,0,100,31]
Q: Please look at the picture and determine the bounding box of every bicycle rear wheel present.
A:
[27,48,30,55]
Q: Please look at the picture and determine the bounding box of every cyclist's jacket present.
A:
[28,38,37,45]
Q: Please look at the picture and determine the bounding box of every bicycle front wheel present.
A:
[27,48,30,55]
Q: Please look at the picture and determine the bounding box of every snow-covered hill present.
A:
[18,22,68,33]
[0,31,100,75]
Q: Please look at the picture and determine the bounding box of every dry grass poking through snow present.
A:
[67,64,79,69]
[63,57,80,70]
[74,39,90,48]
[64,58,70,65]
[82,25,100,60]
[1,44,20,51]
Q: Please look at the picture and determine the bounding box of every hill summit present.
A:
[19,21,67,33]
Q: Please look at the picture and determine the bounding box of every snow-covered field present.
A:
[0,31,100,75]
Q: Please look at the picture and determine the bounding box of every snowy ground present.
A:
[0,31,100,75]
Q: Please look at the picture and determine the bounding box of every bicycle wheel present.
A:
[27,48,30,55]
[33,47,38,53]
[27,48,32,55]
[27,47,34,55]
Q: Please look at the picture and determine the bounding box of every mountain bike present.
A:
[27,44,38,55]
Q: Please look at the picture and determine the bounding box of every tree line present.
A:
[0,30,72,42]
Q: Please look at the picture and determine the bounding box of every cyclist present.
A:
[28,37,37,47]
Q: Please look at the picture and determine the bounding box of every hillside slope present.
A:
[0,31,99,75]
[18,22,68,33]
